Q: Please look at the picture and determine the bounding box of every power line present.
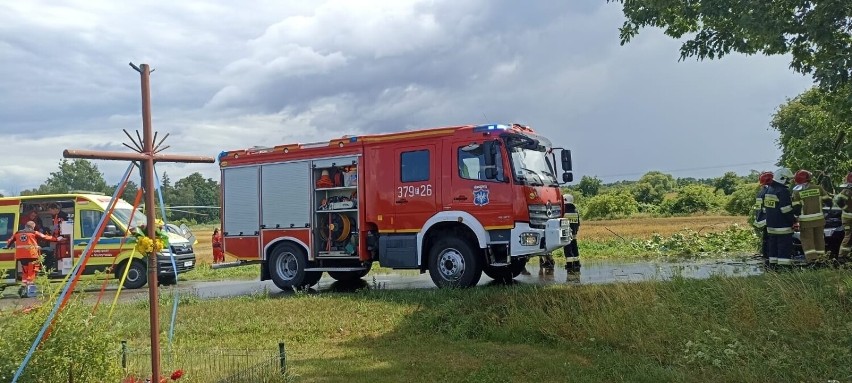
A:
[594,160,777,179]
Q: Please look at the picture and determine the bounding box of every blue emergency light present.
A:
[473,124,510,133]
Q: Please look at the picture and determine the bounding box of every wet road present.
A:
[0,258,764,306]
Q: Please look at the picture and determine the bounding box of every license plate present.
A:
[184,261,193,267]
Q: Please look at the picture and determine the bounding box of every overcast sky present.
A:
[0,0,815,196]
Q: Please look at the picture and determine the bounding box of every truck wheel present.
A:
[119,259,148,290]
[269,243,321,290]
[428,236,482,288]
[483,259,527,282]
[328,263,372,282]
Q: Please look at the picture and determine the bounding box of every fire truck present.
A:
[216,123,573,289]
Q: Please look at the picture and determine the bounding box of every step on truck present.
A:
[217,123,573,289]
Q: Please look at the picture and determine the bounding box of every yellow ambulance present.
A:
[0,193,197,291]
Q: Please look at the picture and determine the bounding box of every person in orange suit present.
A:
[212,228,224,263]
[5,220,65,285]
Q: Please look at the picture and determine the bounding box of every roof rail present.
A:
[69,190,106,195]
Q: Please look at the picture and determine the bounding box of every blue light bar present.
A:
[473,124,510,132]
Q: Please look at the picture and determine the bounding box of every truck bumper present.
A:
[509,219,573,257]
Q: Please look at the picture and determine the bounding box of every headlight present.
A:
[519,232,539,246]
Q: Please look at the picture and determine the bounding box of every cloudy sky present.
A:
[0,0,815,196]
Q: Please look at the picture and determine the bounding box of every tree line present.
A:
[15,159,220,224]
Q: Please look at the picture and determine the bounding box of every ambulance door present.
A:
[393,144,439,231]
[74,209,124,274]
[0,201,19,284]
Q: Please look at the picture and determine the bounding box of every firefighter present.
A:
[5,220,65,287]
[753,172,773,266]
[791,170,834,264]
[562,193,581,272]
[212,228,224,264]
[764,168,795,267]
[834,172,852,262]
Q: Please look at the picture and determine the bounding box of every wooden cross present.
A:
[63,63,215,379]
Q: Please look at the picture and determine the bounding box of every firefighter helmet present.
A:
[793,169,811,184]
[563,194,574,204]
[758,171,774,186]
[773,168,793,184]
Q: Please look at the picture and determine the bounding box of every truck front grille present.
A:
[528,203,561,229]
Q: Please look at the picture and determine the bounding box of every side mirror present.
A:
[563,172,573,183]
[104,224,121,237]
[561,150,572,172]
[483,140,498,180]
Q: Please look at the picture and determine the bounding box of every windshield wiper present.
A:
[518,168,544,186]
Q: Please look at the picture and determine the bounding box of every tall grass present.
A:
[106,270,852,383]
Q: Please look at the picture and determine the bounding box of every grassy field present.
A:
[180,215,757,282]
[94,270,852,381]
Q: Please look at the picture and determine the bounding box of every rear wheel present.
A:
[119,259,148,289]
[428,236,482,288]
[269,243,322,290]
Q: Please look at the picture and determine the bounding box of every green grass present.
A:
[99,269,852,382]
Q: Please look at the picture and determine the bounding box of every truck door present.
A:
[74,209,123,273]
[450,139,514,229]
[0,201,19,284]
[394,144,439,231]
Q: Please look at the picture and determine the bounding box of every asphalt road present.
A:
[0,257,763,309]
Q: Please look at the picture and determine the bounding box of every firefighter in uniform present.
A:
[834,172,852,261]
[765,168,795,266]
[791,170,834,264]
[5,220,65,287]
[562,194,581,272]
[753,172,773,266]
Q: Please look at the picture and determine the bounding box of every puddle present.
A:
[0,257,767,305]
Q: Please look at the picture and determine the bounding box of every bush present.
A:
[661,184,725,215]
[0,278,124,382]
[584,191,639,219]
[631,224,759,257]
[725,183,760,216]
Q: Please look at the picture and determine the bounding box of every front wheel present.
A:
[428,236,482,288]
[119,259,148,289]
[269,243,322,290]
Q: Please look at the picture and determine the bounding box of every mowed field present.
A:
[189,215,748,265]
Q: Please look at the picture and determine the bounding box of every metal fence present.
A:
[120,341,290,383]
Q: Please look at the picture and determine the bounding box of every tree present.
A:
[170,172,219,223]
[105,180,139,203]
[39,159,108,194]
[609,0,852,92]
[578,176,603,197]
[633,171,675,204]
[713,171,741,195]
[771,87,852,192]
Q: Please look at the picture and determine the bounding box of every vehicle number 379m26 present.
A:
[398,184,433,198]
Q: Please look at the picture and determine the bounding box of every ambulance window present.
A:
[0,213,13,242]
[79,210,120,238]
[401,150,430,182]
[458,144,505,181]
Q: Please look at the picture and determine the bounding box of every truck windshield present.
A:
[112,208,147,230]
[504,133,557,186]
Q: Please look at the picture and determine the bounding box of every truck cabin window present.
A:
[400,150,430,182]
[0,214,14,242]
[458,143,505,182]
[504,134,558,187]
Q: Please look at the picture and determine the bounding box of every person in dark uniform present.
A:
[563,193,581,272]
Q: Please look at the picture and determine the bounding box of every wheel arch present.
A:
[262,237,311,261]
[418,215,483,271]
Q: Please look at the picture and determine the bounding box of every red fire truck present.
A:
[216,123,573,289]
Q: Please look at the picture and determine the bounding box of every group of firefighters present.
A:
[753,169,852,267]
[4,204,70,291]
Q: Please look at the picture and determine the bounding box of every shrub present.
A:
[661,184,725,215]
[725,183,760,216]
[0,278,124,382]
[584,191,639,219]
